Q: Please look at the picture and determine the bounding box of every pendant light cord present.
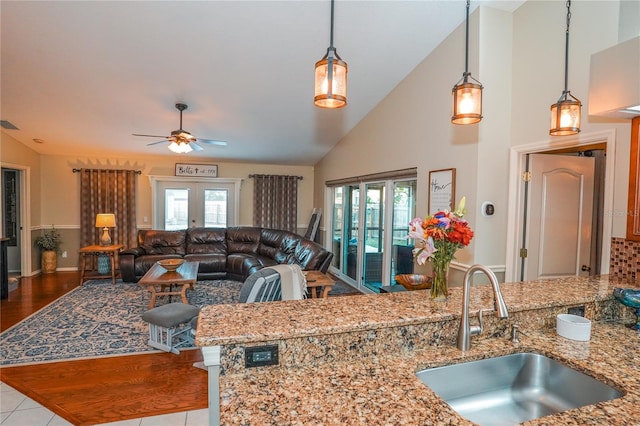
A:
[563,0,572,95]
[464,0,470,76]
[329,0,335,49]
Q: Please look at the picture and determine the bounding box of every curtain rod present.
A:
[73,168,142,174]
[248,174,303,180]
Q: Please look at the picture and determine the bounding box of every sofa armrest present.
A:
[317,252,333,273]
[120,247,146,257]
[119,248,145,282]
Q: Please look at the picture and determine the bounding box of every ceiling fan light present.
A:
[168,141,193,154]
[168,141,182,153]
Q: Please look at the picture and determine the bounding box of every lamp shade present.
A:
[95,213,116,228]
[452,79,483,124]
[314,52,348,108]
[550,95,582,136]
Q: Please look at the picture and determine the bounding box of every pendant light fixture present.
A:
[550,0,581,136]
[314,0,348,108]
[451,0,483,125]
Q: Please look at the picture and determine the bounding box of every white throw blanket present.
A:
[268,264,307,300]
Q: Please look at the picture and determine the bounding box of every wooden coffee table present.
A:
[138,261,199,309]
[304,270,335,298]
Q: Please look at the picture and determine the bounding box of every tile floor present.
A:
[1,382,209,426]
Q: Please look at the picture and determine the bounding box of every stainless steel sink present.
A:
[416,352,624,425]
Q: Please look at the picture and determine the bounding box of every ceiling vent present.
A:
[0,120,19,130]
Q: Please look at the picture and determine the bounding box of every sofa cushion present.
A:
[274,232,302,264]
[257,228,285,259]
[138,230,186,255]
[226,227,261,254]
[184,253,227,273]
[186,227,227,254]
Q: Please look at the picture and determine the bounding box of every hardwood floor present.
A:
[1,272,81,332]
[0,272,208,425]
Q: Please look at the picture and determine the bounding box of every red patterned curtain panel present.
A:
[78,169,138,248]
[252,174,300,232]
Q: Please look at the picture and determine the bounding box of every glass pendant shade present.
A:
[550,93,582,136]
[452,78,483,124]
[314,51,348,108]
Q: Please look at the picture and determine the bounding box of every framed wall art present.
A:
[428,168,456,214]
[175,163,218,177]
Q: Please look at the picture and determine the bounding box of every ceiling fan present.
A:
[133,103,227,153]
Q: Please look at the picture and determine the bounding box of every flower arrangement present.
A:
[408,197,474,299]
[34,227,63,252]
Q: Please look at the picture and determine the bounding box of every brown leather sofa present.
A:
[119,227,333,283]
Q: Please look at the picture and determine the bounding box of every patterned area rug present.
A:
[1,277,358,366]
[0,279,245,366]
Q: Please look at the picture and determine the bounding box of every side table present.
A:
[79,244,124,285]
[304,270,336,298]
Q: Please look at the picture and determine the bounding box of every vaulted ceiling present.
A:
[1,1,523,165]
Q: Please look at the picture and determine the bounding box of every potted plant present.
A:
[34,227,62,274]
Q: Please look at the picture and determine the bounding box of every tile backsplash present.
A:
[610,237,640,280]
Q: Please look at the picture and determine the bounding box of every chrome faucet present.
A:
[457,264,509,351]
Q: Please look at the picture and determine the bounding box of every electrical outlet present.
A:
[62,251,68,258]
[568,306,585,317]
[143,216,149,223]
[245,345,279,368]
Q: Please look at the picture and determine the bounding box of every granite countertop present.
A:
[195,275,640,424]
[196,275,636,347]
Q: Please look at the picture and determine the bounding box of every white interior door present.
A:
[525,154,595,280]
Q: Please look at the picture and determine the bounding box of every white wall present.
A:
[314,1,634,274]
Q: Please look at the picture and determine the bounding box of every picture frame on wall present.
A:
[428,168,456,214]
[175,163,218,177]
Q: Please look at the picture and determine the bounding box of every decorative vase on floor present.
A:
[41,250,57,274]
[431,258,450,300]
[97,255,111,275]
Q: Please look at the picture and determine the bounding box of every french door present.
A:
[330,178,416,293]
[149,176,241,230]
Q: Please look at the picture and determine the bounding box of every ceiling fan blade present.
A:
[133,133,170,138]
[146,140,169,146]
[190,141,204,151]
[197,138,228,147]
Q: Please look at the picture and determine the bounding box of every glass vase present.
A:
[431,257,450,300]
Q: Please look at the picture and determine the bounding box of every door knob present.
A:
[581,265,591,272]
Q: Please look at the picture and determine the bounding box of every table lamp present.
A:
[95,213,116,246]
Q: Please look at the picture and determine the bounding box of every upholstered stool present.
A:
[141,302,200,355]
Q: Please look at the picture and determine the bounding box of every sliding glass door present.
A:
[329,177,416,293]
[362,182,384,292]
[390,180,417,282]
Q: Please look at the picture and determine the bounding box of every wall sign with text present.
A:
[428,168,456,214]
[175,163,218,177]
